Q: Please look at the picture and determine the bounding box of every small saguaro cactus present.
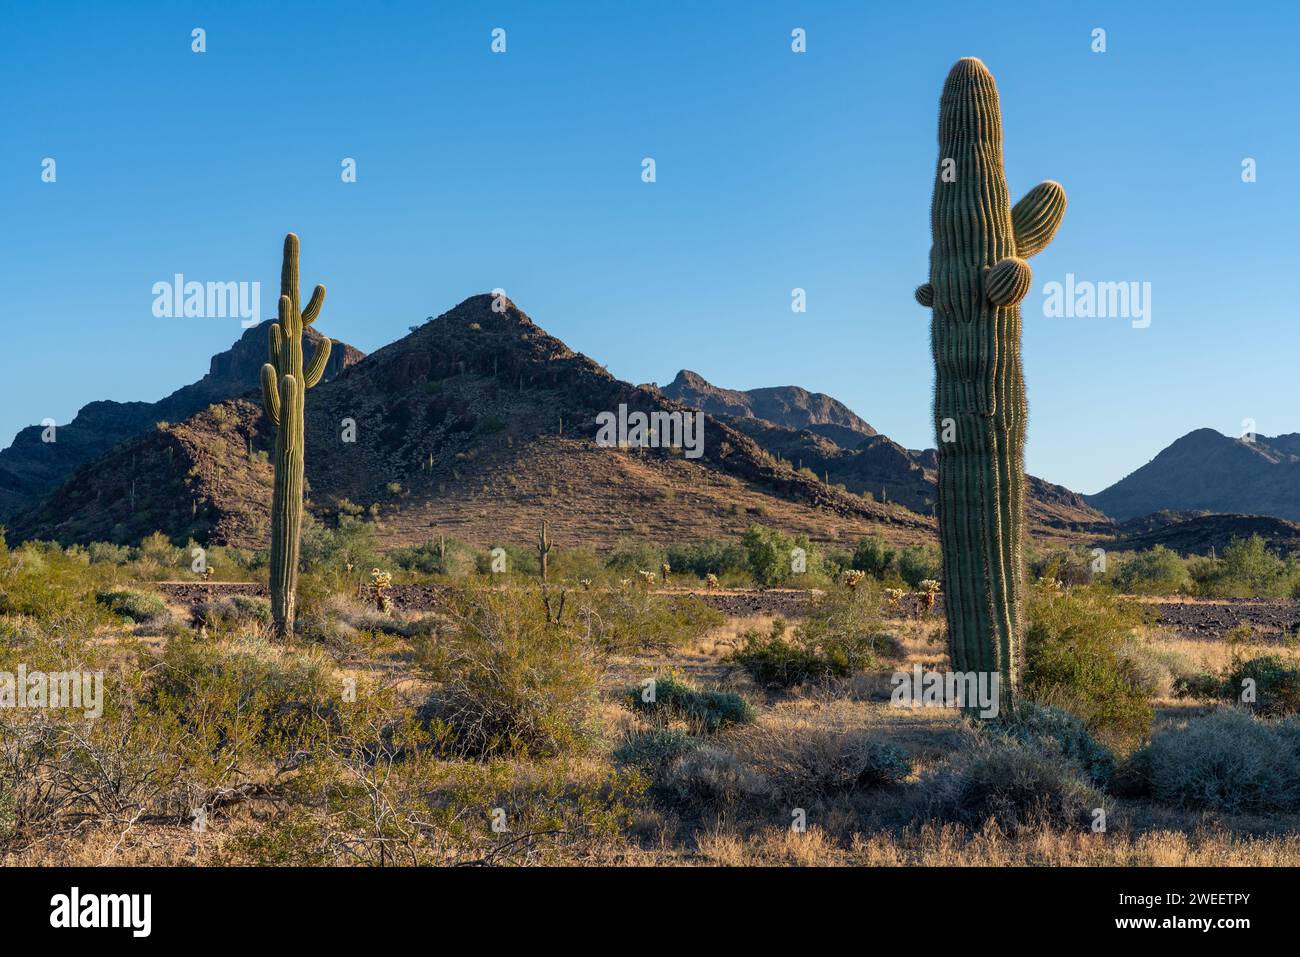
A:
[916,58,1066,706]
[261,233,332,639]
[537,519,552,580]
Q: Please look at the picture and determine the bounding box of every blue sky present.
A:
[1,0,1296,495]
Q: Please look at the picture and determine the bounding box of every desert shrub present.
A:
[95,588,166,623]
[896,543,942,589]
[1112,545,1190,594]
[604,538,666,574]
[1023,583,1153,748]
[1031,547,1099,587]
[300,514,382,575]
[390,537,477,577]
[145,634,339,754]
[1117,640,1201,699]
[1220,655,1300,717]
[474,542,539,577]
[87,541,132,565]
[731,723,910,804]
[1173,671,1223,701]
[576,589,724,653]
[0,543,109,624]
[990,701,1115,787]
[918,735,1102,833]
[740,524,824,587]
[1190,535,1295,598]
[850,536,896,580]
[415,585,601,758]
[665,540,748,580]
[1137,709,1300,813]
[613,727,698,768]
[193,595,273,632]
[729,589,899,688]
[663,745,770,809]
[626,675,754,732]
[134,531,183,568]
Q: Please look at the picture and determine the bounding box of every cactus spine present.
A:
[261,233,331,638]
[916,59,1066,705]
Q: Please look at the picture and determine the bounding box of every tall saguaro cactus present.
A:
[261,233,331,638]
[915,58,1066,704]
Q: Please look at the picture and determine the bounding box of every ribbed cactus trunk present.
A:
[916,58,1066,707]
[262,234,331,639]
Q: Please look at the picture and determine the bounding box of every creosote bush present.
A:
[414,584,602,758]
[1023,582,1153,748]
[95,588,167,623]
[728,587,899,688]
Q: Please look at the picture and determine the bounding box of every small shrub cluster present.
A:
[626,675,755,732]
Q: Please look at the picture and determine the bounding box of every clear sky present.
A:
[2,0,1296,494]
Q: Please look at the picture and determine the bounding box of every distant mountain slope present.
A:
[1086,428,1300,522]
[10,296,934,550]
[659,370,877,448]
[660,370,1109,533]
[1105,511,1300,555]
[0,324,362,521]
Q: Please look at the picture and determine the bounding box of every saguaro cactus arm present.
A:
[260,363,281,427]
[302,284,326,326]
[1011,180,1067,258]
[303,336,332,389]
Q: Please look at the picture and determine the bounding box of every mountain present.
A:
[658,370,1108,533]
[9,296,936,550]
[0,323,362,521]
[1106,510,1300,555]
[1086,428,1300,523]
[659,370,877,448]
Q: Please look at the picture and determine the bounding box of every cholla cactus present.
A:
[884,587,906,610]
[370,568,393,614]
[579,578,593,591]
[918,579,941,616]
[842,570,866,592]
[618,578,633,590]
[637,570,657,588]
[661,562,672,584]
[705,573,719,590]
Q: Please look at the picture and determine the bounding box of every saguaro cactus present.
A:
[915,58,1066,704]
[261,233,331,638]
[537,519,552,580]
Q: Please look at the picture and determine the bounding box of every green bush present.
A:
[626,675,754,732]
[1190,535,1296,598]
[1137,709,1300,813]
[95,588,167,623]
[728,589,899,688]
[850,536,896,580]
[577,590,723,653]
[664,540,748,580]
[613,727,698,768]
[896,543,942,588]
[740,524,823,587]
[1221,655,1300,717]
[1112,545,1190,594]
[415,585,601,758]
[1023,583,1153,748]
[391,537,476,577]
[193,595,273,632]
